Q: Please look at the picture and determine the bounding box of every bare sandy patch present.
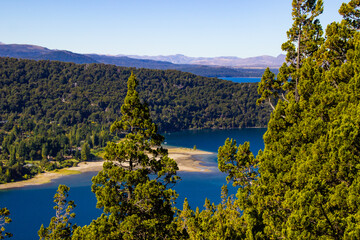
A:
[168,148,214,172]
[0,148,214,190]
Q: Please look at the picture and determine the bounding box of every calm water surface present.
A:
[0,128,266,239]
[219,77,261,83]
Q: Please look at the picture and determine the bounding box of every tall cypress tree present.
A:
[72,73,181,239]
[257,0,324,110]
[279,0,324,102]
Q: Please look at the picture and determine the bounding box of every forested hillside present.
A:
[0,57,270,183]
[0,57,269,131]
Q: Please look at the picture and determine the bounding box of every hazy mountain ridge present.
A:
[0,44,97,64]
[87,54,176,69]
[0,43,281,77]
[120,54,286,68]
[0,43,51,58]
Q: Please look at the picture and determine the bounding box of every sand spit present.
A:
[0,148,215,190]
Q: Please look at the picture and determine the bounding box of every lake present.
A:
[0,128,266,239]
[219,77,261,83]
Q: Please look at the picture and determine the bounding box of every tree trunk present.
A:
[295,27,301,102]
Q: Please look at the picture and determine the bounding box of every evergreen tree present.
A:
[316,1,358,70]
[38,185,76,240]
[17,141,28,162]
[80,143,90,161]
[189,1,360,239]
[177,187,245,240]
[339,0,360,30]
[91,131,99,148]
[256,68,282,110]
[8,147,16,167]
[41,144,49,161]
[215,1,360,239]
[72,73,181,239]
[279,0,324,102]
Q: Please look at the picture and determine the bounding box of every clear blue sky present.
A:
[0,0,344,58]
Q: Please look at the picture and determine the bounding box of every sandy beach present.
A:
[168,147,214,172]
[0,147,215,190]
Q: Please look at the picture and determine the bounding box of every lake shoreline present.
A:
[0,147,215,190]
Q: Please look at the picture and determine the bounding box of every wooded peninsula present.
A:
[0,57,270,183]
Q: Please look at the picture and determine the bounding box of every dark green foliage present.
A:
[0,120,113,183]
[72,73,182,239]
[80,143,90,161]
[245,32,360,239]
[218,139,257,188]
[0,207,12,239]
[0,161,37,184]
[256,67,282,110]
[0,57,270,183]
[0,57,269,132]
[176,187,245,240]
[179,1,360,239]
[38,185,76,240]
[339,0,360,30]
[279,0,324,102]
[214,2,360,239]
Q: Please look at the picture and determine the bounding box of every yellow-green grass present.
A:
[91,148,105,159]
[51,168,81,175]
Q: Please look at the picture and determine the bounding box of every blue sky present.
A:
[0,0,344,58]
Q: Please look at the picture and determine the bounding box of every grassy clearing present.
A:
[51,168,81,175]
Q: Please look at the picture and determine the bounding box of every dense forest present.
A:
[186,0,360,239]
[0,57,270,183]
[0,57,269,131]
[2,0,359,239]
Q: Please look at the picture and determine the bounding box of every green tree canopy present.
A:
[72,73,182,239]
[223,1,360,239]
[0,207,11,239]
[279,0,324,102]
[80,142,90,161]
[38,185,76,240]
[180,1,360,239]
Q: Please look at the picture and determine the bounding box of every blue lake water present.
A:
[0,128,266,239]
[219,77,261,83]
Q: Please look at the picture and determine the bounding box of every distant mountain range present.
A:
[0,43,283,77]
[0,43,97,64]
[119,54,285,68]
